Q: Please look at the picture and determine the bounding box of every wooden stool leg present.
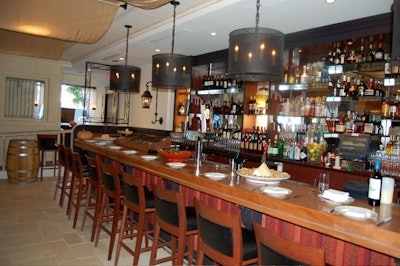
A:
[114,204,128,266]
[80,183,91,231]
[107,200,120,260]
[53,165,63,200]
[90,188,102,242]
[72,181,83,228]
[94,194,107,247]
[149,223,161,265]
[59,167,67,207]
[66,175,76,217]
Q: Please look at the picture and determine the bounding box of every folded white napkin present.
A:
[343,210,370,219]
[322,189,349,202]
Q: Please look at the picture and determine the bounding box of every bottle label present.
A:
[368,178,382,200]
[364,88,374,96]
[363,123,374,134]
[336,124,345,133]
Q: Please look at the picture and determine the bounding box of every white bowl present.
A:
[122,150,137,155]
[166,162,186,169]
[140,155,158,161]
[109,145,122,150]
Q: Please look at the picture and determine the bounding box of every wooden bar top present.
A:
[75,140,400,259]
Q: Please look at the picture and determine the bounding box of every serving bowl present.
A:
[159,149,193,162]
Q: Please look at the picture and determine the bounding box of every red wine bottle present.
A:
[368,159,382,206]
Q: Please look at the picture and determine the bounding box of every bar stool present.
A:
[252,222,325,266]
[68,151,89,229]
[53,144,66,204]
[114,171,155,266]
[37,134,58,181]
[94,162,123,261]
[81,155,102,242]
[193,198,258,266]
[150,185,198,266]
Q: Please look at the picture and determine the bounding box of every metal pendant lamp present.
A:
[151,1,192,89]
[228,0,284,82]
[110,25,141,92]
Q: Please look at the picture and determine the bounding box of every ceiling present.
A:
[0,0,395,75]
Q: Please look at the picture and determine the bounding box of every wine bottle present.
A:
[368,159,382,206]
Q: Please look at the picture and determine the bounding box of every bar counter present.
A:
[75,140,400,265]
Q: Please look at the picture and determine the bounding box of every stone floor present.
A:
[0,177,171,266]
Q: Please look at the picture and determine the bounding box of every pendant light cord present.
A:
[171,1,179,54]
[125,25,132,66]
[255,0,260,34]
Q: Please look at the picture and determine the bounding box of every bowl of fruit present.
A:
[159,148,194,162]
[306,142,324,163]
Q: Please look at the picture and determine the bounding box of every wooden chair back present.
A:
[193,198,257,265]
[252,222,325,266]
[100,162,121,200]
[152,184,186,237]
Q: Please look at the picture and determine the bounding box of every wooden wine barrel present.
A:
[6,139,39,183]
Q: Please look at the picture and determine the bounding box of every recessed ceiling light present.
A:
[119,57,124,61]
[325,0,335,3]
[210,32,217,36]
[155,48,161,52]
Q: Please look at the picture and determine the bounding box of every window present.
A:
[60,84,96,124]
[4,77,45,119]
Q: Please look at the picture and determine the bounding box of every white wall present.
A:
[0,53,64,133]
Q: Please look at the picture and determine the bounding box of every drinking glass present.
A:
[318,173,330,193]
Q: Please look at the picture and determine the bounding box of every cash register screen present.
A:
[339,133,372,161]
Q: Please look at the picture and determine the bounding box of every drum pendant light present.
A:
[110,25,141,92]
[228,0,284,82]
[151,1,191,89]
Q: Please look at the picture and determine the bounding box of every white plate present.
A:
[95,142,106,146]
[319,194,355,205]
[108,145,121,150]
[166,162,186,169]
[94,137,116,143]
[260,187,292,196]
[122,150,138,155]
[140,155,158,161]
[334,206,377,220]
[236,171,290,184]
[204,172,226,181]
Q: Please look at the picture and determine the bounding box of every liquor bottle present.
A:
[300,65,309,84]
[358,78,366,97]
[366,43,375,62]
[364,78,375,96]
[357,44,365,63]
[283,66,289,83]
[278,136,285,158]
[295,65,301,84]
[267,138,273,157]
[223,74,228,89]
[374,42,384,61]
[368,159,382,206]
[248,96,253,115]
[347,49,357,63]
[340,47,347,64]
[299,145,307,161]
[326,51,333,65]
[348,77,358,99]
[336,113,345,133]
[339,75,348,97]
